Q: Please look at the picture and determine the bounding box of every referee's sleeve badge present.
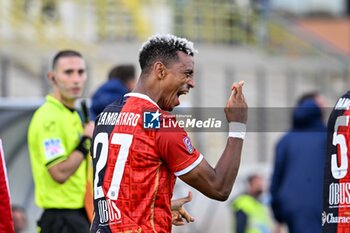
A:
[43,138,65,160]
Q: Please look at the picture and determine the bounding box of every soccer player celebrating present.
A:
[90,34,248,232]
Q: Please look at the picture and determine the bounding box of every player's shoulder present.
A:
[338,90,350,103]
[105,97,127,111]
[333,91,350,111]
[128,95,158,111]
[343,90,350,98]
[96,98,126,121]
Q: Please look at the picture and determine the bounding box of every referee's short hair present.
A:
[52,50,83,70]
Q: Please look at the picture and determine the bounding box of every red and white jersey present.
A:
[0,139,14,233]
[91,93,203,233]
[323,91,350,232]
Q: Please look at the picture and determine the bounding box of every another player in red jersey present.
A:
[323,91,350,233]
[90,34,248,233]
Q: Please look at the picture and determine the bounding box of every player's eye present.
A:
[184,71,193,78]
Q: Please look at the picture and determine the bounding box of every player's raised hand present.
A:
[225,80,248,123]
[171,191,195,226]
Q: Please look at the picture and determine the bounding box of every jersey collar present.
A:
[46,95,77,112]
[124,92,160,109]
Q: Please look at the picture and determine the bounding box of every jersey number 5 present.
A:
[93,132,133,200]
[331,115,349,179]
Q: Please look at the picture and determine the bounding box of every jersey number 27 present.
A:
[92,132,133,200]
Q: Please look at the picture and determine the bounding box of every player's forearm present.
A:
[181,137,243,201]
[212,137,243,199]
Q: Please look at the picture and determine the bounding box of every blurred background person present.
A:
[28,50,94,233]
[232,174,273,233]
[12,205,27,233]
[90,64,136,120]
[270,92,327,233]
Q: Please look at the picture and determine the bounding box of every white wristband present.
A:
[228,122,246,140]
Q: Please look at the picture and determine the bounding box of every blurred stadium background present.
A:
[0,0,350,232]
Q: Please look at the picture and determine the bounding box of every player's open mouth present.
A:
[177,90,188,97]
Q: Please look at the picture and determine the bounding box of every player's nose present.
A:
[187,78,195,89]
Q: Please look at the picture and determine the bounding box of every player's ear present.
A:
[154,62,167,80]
